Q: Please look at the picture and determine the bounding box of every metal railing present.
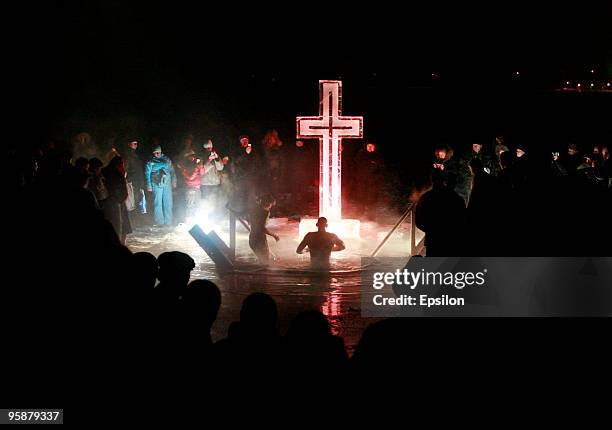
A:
[370,203,425,257]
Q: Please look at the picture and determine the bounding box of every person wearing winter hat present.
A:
[145,145,177,226]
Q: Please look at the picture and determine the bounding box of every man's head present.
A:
[495,135,505,146]
[316,217,328,231]
[184,279,222,329]
[472,142,483,154]
[89,157,103,174]
[568,143,579,156]
[203,139,214,152]
[157,251,195,287]
[128,140,138,150]
[366,143,377,153]
[239,136,250,148]
[295,140,304,148]
[240,292,278,332]
[152,145,162,158]
[434,146,447,161]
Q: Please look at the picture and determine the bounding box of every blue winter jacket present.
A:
[145,154,177,189]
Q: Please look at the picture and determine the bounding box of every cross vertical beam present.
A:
[296,80,363,221]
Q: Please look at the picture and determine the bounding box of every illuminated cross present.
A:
[297,80,363,221]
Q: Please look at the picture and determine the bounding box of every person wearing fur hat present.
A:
[145,145,176,226]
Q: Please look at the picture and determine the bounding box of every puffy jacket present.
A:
[180,164,203,189]
[200,157,224,186]
[145,154,176,189]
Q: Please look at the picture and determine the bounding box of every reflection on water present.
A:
[126,218,415,353]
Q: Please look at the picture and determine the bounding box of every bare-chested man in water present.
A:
[296,217,346,269]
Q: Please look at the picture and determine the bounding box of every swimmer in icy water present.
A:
[248,194,280,265]
[296,217,346,270]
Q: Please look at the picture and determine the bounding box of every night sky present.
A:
[6,2,611,165]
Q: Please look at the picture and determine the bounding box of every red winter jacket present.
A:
[180,164,203,189]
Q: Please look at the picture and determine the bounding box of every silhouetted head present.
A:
[240,292,278,331]
[184,280,222,328]
[157,251,195,287]
[131,252,158,291]
[89,157,103,174]
[286,310,331,342]
[128,140,138,150]
[74,157,89,172]
[316,217,328,231]
[472,142,483,154]
[108,155,125,173]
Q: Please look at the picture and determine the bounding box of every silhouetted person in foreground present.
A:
[284,310,348,375]
[155,251,195,305]
[296,217,346,269]
[129,252,158,298]
[214,292,282,375]
[183,279,222,349]
[415,170,466,256]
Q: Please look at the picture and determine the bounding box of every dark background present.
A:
[4,2,612,189]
